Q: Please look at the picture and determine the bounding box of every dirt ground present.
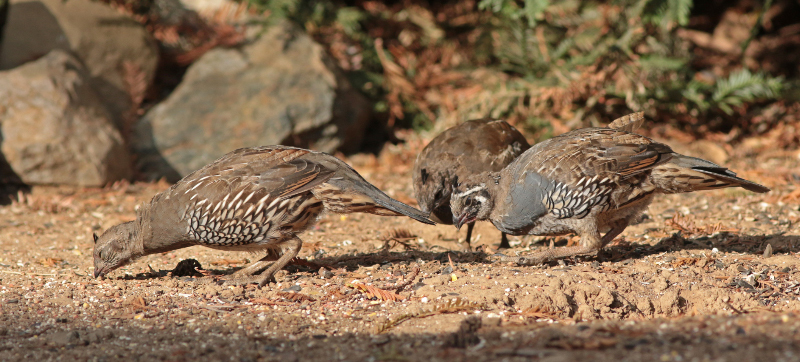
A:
[1,135,799,362]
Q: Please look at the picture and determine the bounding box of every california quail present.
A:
[450,112,769,265]
[412,119,530,250]
[93,146,434,286]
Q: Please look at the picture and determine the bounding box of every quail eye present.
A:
[465,198,473,207]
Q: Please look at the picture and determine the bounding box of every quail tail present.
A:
[653,154,770,194]
[372,192,436,225]
[328,176,435,224]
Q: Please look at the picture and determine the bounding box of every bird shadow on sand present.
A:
[599,231,800,263]
[111,248,493,282]
[110,231,799,283]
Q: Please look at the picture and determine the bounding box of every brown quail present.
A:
[412,119,530,250]
[450,112,769,265]
[93,146,434,286]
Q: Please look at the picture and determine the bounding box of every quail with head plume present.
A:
[450,112,769,265]
[412,119,530,250]
[93,146,434,286]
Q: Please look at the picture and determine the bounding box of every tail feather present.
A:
[325,175,435,225]
[689,166,770,193]
[608,112,645,133]
[371,194,435,224]
[651,155,770,194]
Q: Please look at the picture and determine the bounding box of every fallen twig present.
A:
[277,292,316,303]
[350,282,403,301]
[383,264,421,293]
[0,270,56,276]
[380,228,418,251]
[196,303,241,313]
[376,298,487,333]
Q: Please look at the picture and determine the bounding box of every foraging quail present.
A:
[93,146,434,286]
[412,119,530,249]
[450,112,769,265]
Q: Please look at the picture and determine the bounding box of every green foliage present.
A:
[466,0,785,136]
[479,0,549,27]
[243,0,788,137]
[711,70,784,115]
[335,7,364,37]
[643,0,693,29]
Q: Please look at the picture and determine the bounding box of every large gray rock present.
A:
[0,0,159,127]
[133,21,371,181]
[0,50,132,186]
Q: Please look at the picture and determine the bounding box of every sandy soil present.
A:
[1,138,799,362]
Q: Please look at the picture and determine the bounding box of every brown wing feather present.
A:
[519,128,673,186]
[263,159,336,198]
[174,146,336,199]
[607,112,645,133]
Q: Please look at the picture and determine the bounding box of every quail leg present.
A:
[505,233,602,265]
[498,233,511,249]
[463,222,475,251]
[504,220,630,265]
[227,248,282,279]
[223,237,303,287]
[598,219,630,248]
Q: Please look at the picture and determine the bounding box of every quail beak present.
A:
[93,266,106,279]
[453,213,474,231]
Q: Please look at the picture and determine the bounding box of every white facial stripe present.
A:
[474,195,487,204]
[459,185,484,197]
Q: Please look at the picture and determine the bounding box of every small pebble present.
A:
[281,285,302,292]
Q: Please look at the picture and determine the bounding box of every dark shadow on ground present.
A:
[601,232,800,263]
[0,133,29,206]
[1,308,800,361]
[108,230,800,284]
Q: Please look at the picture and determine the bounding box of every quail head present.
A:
[450,112,769,265]
[93,146,433,286]
[92,222,142,278]
[412,119,530,250]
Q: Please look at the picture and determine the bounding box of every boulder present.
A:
[133,21,371,181]
[0,0,159,127]
[0,50,132,186]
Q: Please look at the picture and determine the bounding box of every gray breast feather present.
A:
[495,172,550,235]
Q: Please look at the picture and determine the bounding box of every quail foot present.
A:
[413,119,530,250]
[93,146,434,287]
[450,112,769,265]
